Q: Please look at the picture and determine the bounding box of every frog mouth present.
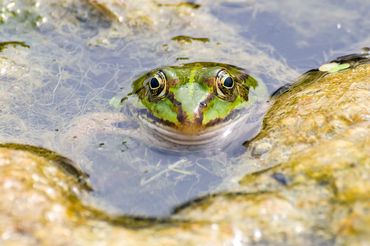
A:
[135,107,252,150]
[123,100,262,150]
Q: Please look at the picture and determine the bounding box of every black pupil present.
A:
[223,77,234,88]
[150,77,160,89]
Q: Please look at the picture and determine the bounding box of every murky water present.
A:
[0,0,369,217]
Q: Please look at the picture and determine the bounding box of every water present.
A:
[0,0,369,217]
[211,0,370,71]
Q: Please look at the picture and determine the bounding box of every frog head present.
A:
[128,62,260,147]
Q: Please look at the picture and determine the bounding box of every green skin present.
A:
[131,62,258,134]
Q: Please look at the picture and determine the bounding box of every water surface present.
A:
[0,0,369,217]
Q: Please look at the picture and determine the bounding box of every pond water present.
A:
[0,0,369,217]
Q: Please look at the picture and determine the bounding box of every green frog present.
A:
[63,62,268,216]
[123,62,267,150]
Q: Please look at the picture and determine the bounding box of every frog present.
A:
[122,62,267,151]
[61,61,268,217]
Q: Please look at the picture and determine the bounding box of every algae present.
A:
[0,41,29,52]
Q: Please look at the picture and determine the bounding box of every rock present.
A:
[239,61,370,244]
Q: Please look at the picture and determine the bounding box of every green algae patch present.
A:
[171,35,210,43]
[319,62,350,73]
[0,41,30,52]
[109,96,125,109]
[157,2,201,9]
[88,0,127,23]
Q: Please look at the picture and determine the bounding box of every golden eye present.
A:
[215,69,235,100]
[148,70,167,98]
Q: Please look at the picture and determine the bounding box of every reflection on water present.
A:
[0,0,369,217]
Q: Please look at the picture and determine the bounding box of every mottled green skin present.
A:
[131,62,258,134]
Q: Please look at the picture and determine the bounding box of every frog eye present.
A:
[215,69,235,100]
[223,76,234,89]
[148,70,167,98]
[149,77,160,89]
